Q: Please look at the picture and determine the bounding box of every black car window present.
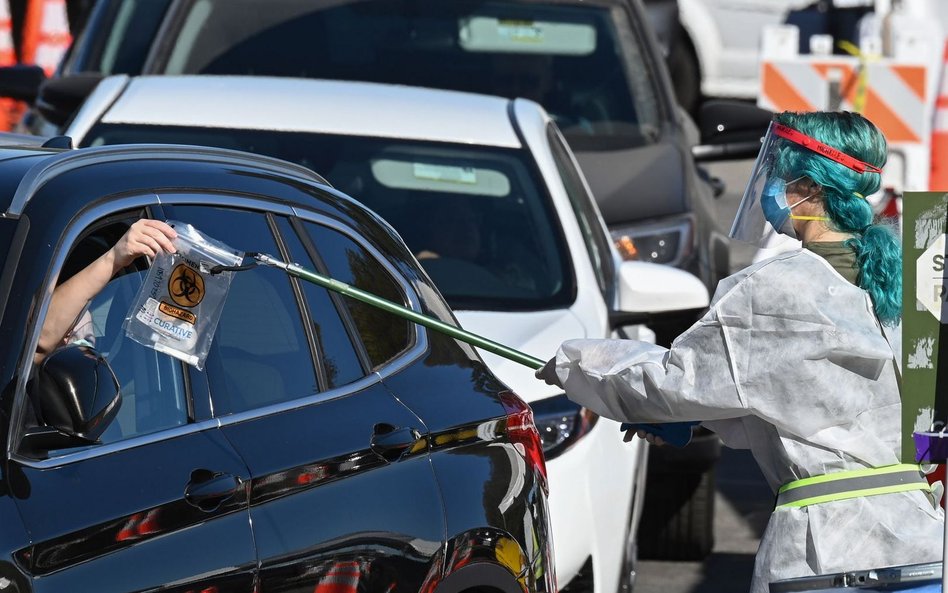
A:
[301,221,411,370]
[275,217,366,388]
[54,214,190,444]
[158,0,662,148]
[162,205,317,416]
[0,218,17,317]
[546,122,615,303]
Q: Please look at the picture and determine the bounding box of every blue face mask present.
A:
[760,178,794,236]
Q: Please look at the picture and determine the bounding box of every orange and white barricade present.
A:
[21,0,70,76]
[929,41,948,191]
[758,20,944,199]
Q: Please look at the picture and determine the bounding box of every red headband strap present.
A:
[773,123,883,174]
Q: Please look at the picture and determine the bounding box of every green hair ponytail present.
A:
[774,111,900,325]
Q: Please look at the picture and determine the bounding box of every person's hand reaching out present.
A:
[109,219,177,269]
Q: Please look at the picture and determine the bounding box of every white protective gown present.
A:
[549,249,943,592]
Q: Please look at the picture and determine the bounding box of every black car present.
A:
[0,0,771,561]
[0,140,555,593]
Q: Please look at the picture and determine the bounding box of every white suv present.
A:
[67,75,709,593]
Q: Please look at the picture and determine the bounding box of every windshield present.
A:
[156,0,662,148]
[64,0,173,76]
[83,124,575,311]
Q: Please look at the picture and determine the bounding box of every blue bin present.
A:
[770,563,942,592]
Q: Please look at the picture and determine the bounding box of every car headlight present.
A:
[530,394,598,460]
[610,214,695,266]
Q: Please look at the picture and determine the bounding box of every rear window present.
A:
[156,0,662,148]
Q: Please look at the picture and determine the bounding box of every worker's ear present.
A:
[802,177,822,195]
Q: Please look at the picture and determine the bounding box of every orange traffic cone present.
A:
[930,41,948,191]
[0,0,22,131]
[0,1,12,68]
[21,0,70,76]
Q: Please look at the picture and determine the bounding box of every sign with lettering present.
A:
[903,192,948,463]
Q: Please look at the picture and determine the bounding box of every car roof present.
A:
[0,143,332,216]
[0,147,69,214]
[95,76,524,149]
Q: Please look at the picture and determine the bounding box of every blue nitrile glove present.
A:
[620,421,700,448]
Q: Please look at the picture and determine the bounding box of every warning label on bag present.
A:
[168,263,205,307]
[158,301,197,324]
[135,297,196,343]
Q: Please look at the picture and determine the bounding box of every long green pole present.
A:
[254,253,546,370]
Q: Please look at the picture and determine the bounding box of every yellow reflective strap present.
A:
[788,215,830,221]
[778,463,923,494]
[776,482,931,509]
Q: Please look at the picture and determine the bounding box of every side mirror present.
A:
[692,99,773,162]
[609,261,709,328]
[20,346,122,456]
[35,73,104,128]
[0,64,46,102]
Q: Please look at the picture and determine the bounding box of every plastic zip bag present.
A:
[123,220,243,369]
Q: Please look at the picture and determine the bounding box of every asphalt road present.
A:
[634,158,775,593]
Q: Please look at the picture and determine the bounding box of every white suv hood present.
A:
[454,309,589,402]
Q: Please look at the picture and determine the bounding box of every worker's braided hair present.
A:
[774,111,901,325]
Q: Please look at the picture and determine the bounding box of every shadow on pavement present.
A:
[636,448,774,593]
[689,552,758,593]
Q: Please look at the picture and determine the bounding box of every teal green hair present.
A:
[773,111,901,325]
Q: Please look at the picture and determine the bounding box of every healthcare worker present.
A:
[537,111,944,592]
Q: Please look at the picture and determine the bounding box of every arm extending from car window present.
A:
[34,220,178,362]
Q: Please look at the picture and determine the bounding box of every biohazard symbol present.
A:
[168,264,205,308]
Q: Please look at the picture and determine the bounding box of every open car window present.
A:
[44,215,191,448]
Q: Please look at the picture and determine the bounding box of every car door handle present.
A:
[185,471,242,512]
[370,423,422,462]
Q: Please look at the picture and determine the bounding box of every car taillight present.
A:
[499,391,549,495]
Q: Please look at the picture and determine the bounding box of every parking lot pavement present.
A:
[635,447,773,593]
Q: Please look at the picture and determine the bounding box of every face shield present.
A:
[730,122,883,246]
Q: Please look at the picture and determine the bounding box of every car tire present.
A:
[667,28,701,117]
[637,464,715,561]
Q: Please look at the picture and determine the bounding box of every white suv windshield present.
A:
[157,0,662,148]
[83,125,575,311]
